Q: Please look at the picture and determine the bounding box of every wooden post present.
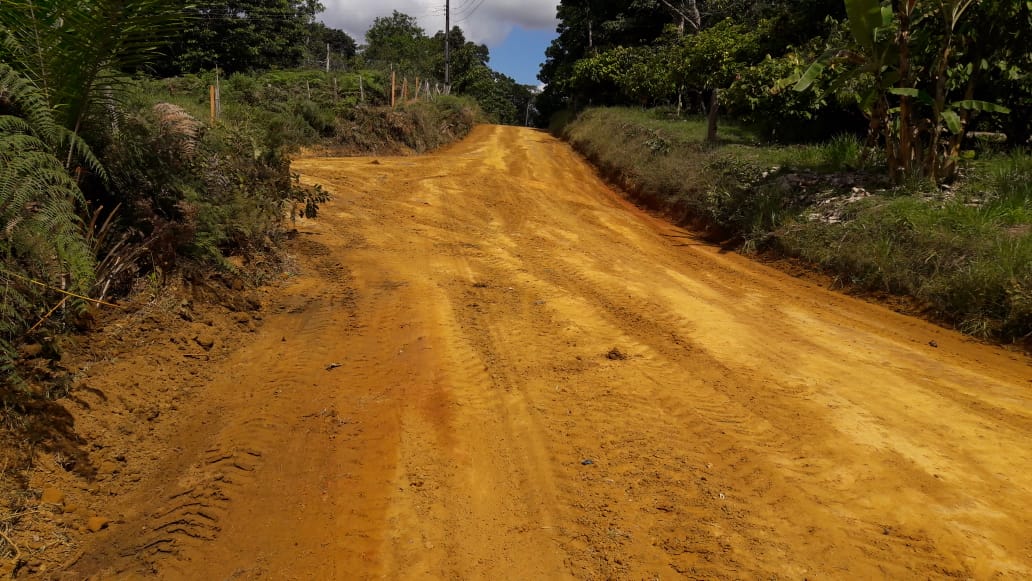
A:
[209,85,216,124]
[445,0,450,86]
[306,79,311,101]
[333,76,339,104]
[359,75,365,103]
[414,77,420,100]
[402,78,408,102]
[326,42,331,73]
[215,67,221,120]
[390,70,396,108]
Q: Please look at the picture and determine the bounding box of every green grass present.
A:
[562,107,1032,342]
[607,107,761,145]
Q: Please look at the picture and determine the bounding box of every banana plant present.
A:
[795,0,1011,184]
[795,0,902,171]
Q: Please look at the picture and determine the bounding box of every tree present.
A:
[305,22,357,69]
[154,0,323,75]
[538,0,674,116]
[362,11,433,77]
[675,19,764,140]
[431,27,489,92]
[537,0,850,124]
[945,0,1032,146]
[570,46,676,107]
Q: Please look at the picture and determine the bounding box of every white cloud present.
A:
[320,0,558,47]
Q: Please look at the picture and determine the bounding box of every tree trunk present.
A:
[706,88,720,142]
[928,29,956,182]
[944,63,980,180]
[587,11,593,51]
[686,0,701,32]
[897,2,914,181]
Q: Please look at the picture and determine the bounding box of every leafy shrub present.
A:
[98,98,299,280]
[724,46,865,143]
[331,96,478,153]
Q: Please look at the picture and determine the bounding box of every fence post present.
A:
[209,85,216,124]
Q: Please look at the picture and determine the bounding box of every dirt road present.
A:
[70,125,1031,579]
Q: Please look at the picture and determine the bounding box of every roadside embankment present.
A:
[559,107,1032,344]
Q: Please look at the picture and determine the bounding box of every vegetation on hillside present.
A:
[359,11,536,126]
[540,1,1030,167]
[0,2,492,387]
[561,106,1032,342]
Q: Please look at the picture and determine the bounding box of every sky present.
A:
[319,0,560,86]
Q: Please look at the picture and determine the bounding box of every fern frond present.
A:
[153,102,202,159]
[0,63,95,384]
[0,62,60,143]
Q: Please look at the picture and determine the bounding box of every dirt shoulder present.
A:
[3,125,1031,579]
[0,263,274,577]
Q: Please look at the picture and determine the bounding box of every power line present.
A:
[454,0,487,24]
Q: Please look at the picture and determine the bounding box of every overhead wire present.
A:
[453,0,488,23]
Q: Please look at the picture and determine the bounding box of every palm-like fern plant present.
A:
[1,0,181,383]
[1,0,184,136]
[1,63,96,384]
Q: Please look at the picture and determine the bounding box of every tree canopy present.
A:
[538,0,1031,155]
[153,0,355,75]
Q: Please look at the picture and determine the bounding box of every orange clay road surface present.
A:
[72,125,1032,579]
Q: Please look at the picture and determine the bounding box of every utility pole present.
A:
[444,0,450,87]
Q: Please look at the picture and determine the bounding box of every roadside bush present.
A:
[98,98,299,285]
[4,69,480,385]
[780,190,1032,339]
[332,96,479,153]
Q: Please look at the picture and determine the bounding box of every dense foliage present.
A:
[152,0,354,75]
[539,0,1031,163]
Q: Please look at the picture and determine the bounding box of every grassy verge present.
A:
[561,107,1032,343]
[148,71,480,154]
